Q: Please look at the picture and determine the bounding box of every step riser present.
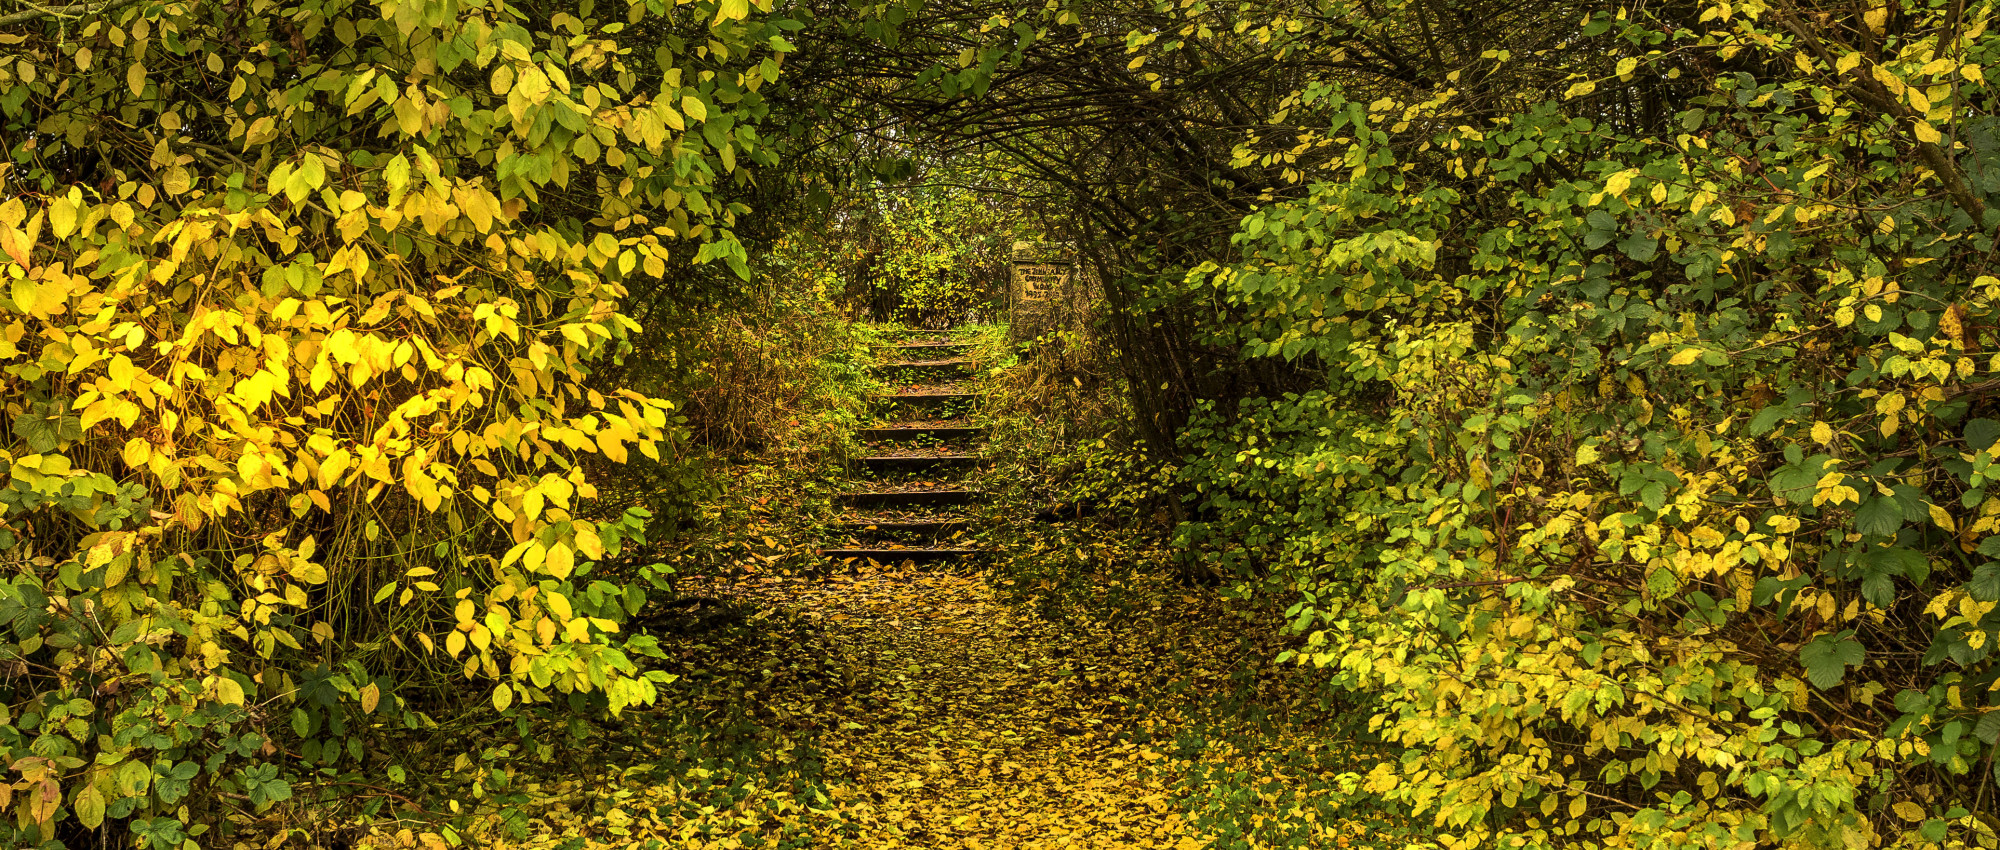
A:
[859,427,987,442]
[839,491,982,509]
[879,394,980,410]
[876,367,975,382]
[857,457,981,474]
[840,530,968,547]
[837,521,970,533]
[873,360,976,374]
[820,549,979,564]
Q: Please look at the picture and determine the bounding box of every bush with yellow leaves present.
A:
[0,0,794,841]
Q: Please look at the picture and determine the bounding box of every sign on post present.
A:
[1009,242,1093,344]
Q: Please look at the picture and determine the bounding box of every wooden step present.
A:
[894,341,975,354]
[884,391,979,406]
[875,362,977,380]
[858,425,987,442]
[820,548,980,563]
[835,518,971,533]
[838,489,983,509]
[857,454,981,472]
[874,358,976,370]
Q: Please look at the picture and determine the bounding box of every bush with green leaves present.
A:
[1171,4,2000,845]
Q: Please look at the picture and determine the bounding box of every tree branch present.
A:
[0,0,139,27]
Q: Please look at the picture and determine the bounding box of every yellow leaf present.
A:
[515,66,551,103]
[1565,80,1596,99]
[290,560,329,584]
[1872,63,1904,94]
[575,525,605,560]
[455,185,494,232]
[11,278,40,313]
[493,683,514,712]
[1616,57,1638,79]
[1836,52,1862,75]
[1811,421,1832,445]
[1929,503,1956,532]
[715,0,748,21]
[545,542,574,578]
[395,97,423,136]
[48,198,76,238]
[1913,120,1942,144]
[681,95,708,123]
[126,62,147,97]
[360,682,381,713]
[1893,801,1925,821]
[1668,347,1701,366]
[214,677,246,705]
[75,786,105,828]
[0,226,31,268]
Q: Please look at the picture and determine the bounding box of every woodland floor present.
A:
[348,559,1405,850]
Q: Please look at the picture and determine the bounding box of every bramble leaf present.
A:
[1799,631,1864,689]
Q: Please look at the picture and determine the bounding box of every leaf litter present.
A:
[346,559,1409,850]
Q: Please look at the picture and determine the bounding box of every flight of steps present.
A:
[821,332,987,565]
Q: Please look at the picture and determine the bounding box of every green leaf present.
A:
[1799,631,1865,689]
[1970,561,2000,602]
[12,408,78,453]
[1618,231,1660,262]
[1976,710,2000,745]
[1855,497,1903,537]
[1969,418,2000,451]
[1749,405,1791,435]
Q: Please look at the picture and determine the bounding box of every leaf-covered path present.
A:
[724,564,1208,849]
[419,559,1313,850]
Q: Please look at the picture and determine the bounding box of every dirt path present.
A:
[732,564,1209,849]
[360,555,1410,850]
